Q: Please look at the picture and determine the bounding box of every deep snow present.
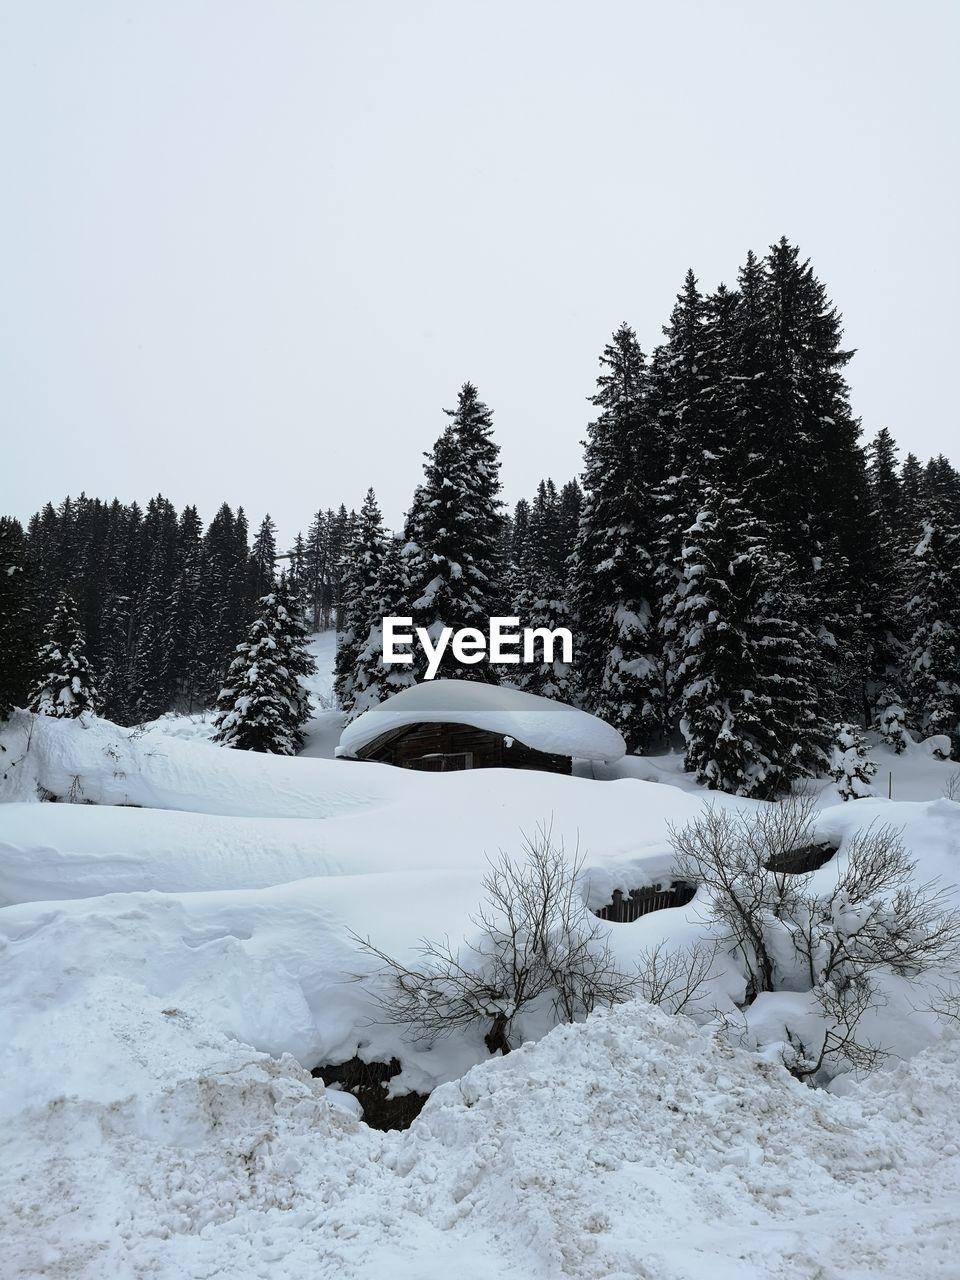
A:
[2,637,959,1278]
[338,676,627,762]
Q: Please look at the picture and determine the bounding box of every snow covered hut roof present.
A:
[337,680,626,763]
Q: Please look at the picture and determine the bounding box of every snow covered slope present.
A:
[2,705,960,1279]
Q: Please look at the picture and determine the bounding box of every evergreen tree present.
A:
[404,383,504,681]
[899,453,925,542]
[330,505,358,631]
[334,488,388,714]
[757,238,864,571]
[830,723,878,800]
[668,488,828,797]
[98,502,142,724]
[904,513,960,754]
[29,591,98,718]
[250,514,278,600]
[0,518,35,719]
[348,538,416,719]
[861,428,907,720]
[573,324,664,748]
[213,575,316,754]
[164,505,206,711]
[304,509,328,631]
[287,532,307,596]
[128,496,178,722]
[511,480,576,700]
[875,689,910,754]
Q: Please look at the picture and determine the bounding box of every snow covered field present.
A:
[2,644,960,1279]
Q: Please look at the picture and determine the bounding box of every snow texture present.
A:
[2,699,960,1278]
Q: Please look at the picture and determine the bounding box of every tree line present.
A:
[332,238,960,794]
[0,498,360,725]
[3,236,959,784]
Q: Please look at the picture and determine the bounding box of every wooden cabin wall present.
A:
[356,722,572,775]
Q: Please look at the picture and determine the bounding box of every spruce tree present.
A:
[348,538,416,719]
[304,509,328,631]
[862,429,907,722]
[512,480,576,700]
[404,383,504,681]
[668,488,828,796]
[213,576,316,754]
[250,514,278,600]
[164,505,206,712]
[334,488,388,714]
[573,325,665,748]
[0,518,35,719]
[904,513,960,754]
[830,723,878,800]
[29,591,98,718]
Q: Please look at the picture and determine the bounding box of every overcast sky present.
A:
[2,1,957,547]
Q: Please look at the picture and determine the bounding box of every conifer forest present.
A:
[3,239,959,797]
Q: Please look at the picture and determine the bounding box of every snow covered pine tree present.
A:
[403,383,504,682]
[29,590,99,718]
[334,488,389,715]
[830,723,878,800]
[213,575,316,754]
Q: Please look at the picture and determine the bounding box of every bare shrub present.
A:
[635,940,719,1016]
[353,824,639,1055]
[668,798,817,997]
[784,975,888,1080]
[670,800,960,1082]
[788,823,960,989]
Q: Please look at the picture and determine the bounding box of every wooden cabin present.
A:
[336,679,626,776]
[347,719,573,774]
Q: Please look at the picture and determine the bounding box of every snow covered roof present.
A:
[337,680,626,763]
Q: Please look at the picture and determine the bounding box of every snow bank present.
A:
[3,694,960,1277]
[2,982,958,1279]
[0,708,401,817]
[337,678,627,762]
[0,709,728,906]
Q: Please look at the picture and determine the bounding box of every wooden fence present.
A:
[593,881,697,924]
[765,843,837,875]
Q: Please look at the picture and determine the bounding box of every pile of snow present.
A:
[2,984,959,1279]
[337,678,627,762]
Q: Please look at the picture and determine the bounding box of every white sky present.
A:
[2,1,957,548]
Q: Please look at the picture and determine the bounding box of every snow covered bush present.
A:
[829,722,878,801]
[355,826,639,1054]
[28,591,98,719]
[670,801,960,1082]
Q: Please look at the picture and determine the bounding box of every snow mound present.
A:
[3,990,959,1280]
[338,678,626,762]
[0,709,402,817]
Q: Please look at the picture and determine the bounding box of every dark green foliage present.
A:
[213,576,316,754]
[669,490,829,797]
[404,382,504,681]
[348,537,417,717]
[335,488,389,714]
[904,513,960,755]
[0,518,36,719]
[511,480,577,700]
[573,324,665,748]
[29,591,98,718]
